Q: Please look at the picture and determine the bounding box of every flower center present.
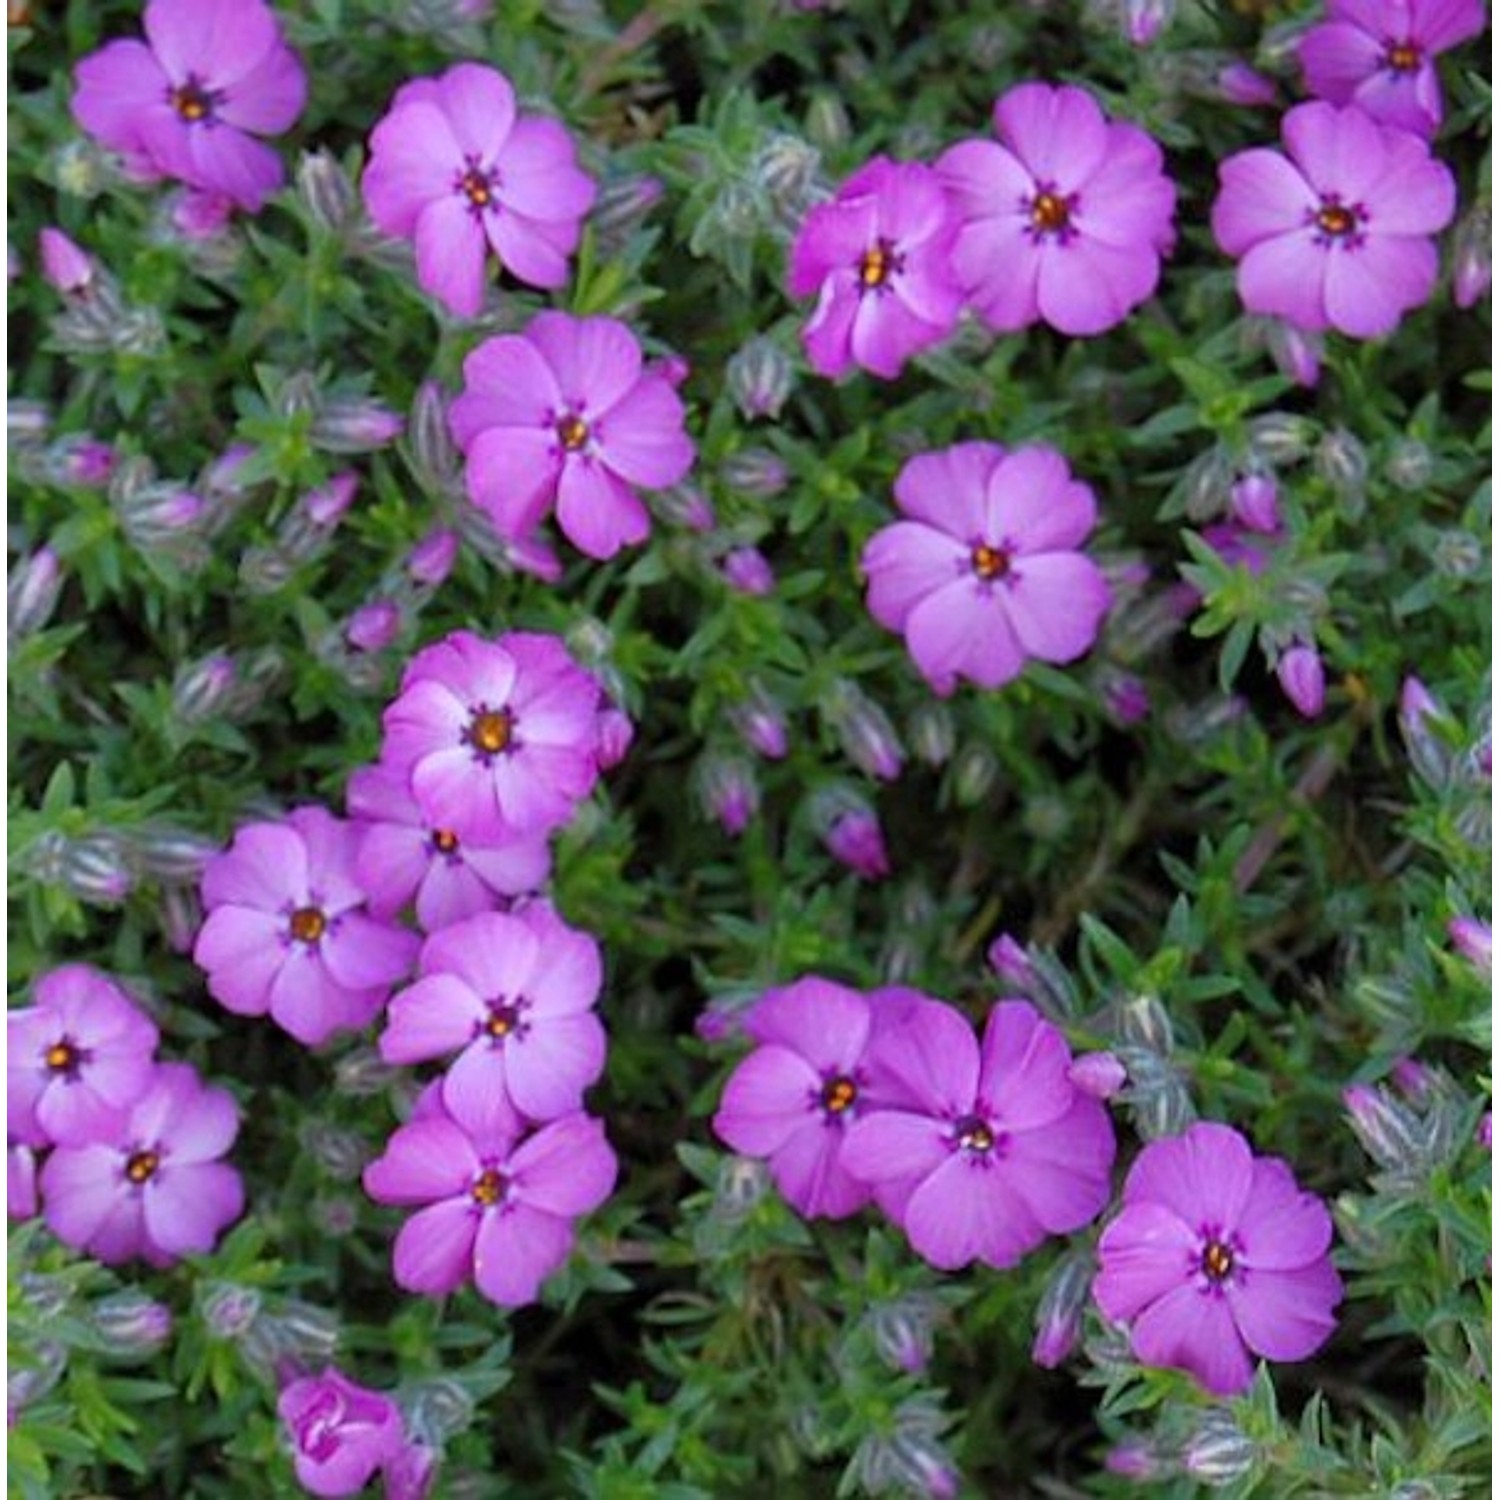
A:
[484,1000,521,1040]
[44,1039,78,1075]
[466,707,514,756]
[459,166,495,209]
[289,906,327,944]
[126,1149,160,1185]
[1030,191,1071,233]
[1200,1239,1235,1281]
[555,413,591,451]
[431,828,460,855]
[470,1167,508,1207]
[170,77,216,124]
[820,1075,858,1115]
[1385,38,1422,71]
[953,1114,995,1154]
[857,238,903,292]
[971,543,1010,581]
[1317,203,1357,238]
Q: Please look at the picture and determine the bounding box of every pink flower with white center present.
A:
[787,155,964,380]
[1211,101,1456,339]
[276,1368,405,1498]
[347,762,550,933]
[379,629,603,844]
[71,0,307,213]
[449,312,695,560]
[40,1061,244,1268]
[361,63,596,319]
[379,905,606,1123]
[937,83,1176,337]
[362,1080,617,1309]
[862,441,1111,696]
[1299,0,1486,140]
[193,807,420,1047]
[8,965,159,1147]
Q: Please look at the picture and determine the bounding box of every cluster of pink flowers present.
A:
[711,980,1343,1396]
[194,626,622,1310]
[788,81,1178,380]
[8,964,244,1265]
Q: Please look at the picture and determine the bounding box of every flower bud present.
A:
[1179,445,1234,522]
[1478,1112,1492,1150]
[714,1154,771,1221]
[1276,643,1326,719]
[597,706,635,771]
[19,1273,71,1321]
[1315,426,1368,511]
[1100,669,1151,726]
[300,1121,371,1180]
[824,680,904,782]
[159,883,203,954]
[128,823,221,882]
[1182,1410,1257,1486]
[346,599,403,653]
[753,132,822,219]
[37,227,95,294]
[334,1045,404,1098]
[59,831,136,905]
[1247,412,1317,466]
[1068,1051,1127,1099]
[168,188,234,242]
[1430,527,1483,579]
[695,753,760,837]
[868,1296,937,1374]
[720,446,790,498]
[91,1291,173,1359]
[409,381,460,491]
[303,471,360,529]
[1263,319,1323,387]
[1452,201,1490,309]
[1105,1440,1163,1480]
[591,172,664,256]
[951,743,999,806]
[199,1281,263,1340]
[47,435,116,489]
[1217,61,1277,105]
[406,528,459,589]
[804,92,851,151]
[726,335,796,422]
[1031,1251,1092,1369]
[171,652,240,725]
[1123,0,1172,45]
[8,546,63,639]
[730,681,789,760]
[296,148,358,234]
[245,1300,339,1379]
[1118,993,1173,1055]
[1384,436,1434,492]
[8,1342,67,1417]
[987,933,1034,988]
[1228,472,1280,534]
[408,1376,476,1445]
[818,800,890,880]
[907,701,955,768]
[1343,1083,1425,1171]
[1448,916,1492,976]
[8,398,51,443]
[721,546,775,595]
[652,483,717,532]
[311,398,403,453]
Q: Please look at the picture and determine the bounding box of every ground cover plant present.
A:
[6,0,1492,1495]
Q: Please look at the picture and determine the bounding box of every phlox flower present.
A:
[71,0,306,212]
[841,999,1116,1270]
[1299,0,1486,139]
[276,1368,405,1498]
[40,1061,244,1267]
[1093,1121,1343,1396]
[787,155,964,379]
[1212,101,1456,338]
[379,905,606,1123]
[379,629,603,843]
[862,441,1111,696]
[194,806,420,1046]
[362,63,596,318]
[937,83,1176,337]
[362,1081,616,1308]
[449,312,695,559]
[8,965,159,1146]
[347,761,551,933]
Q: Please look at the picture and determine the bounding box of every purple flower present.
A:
[347,762,550,933]
[361,63,596,318]
[40,1061,244,1267]
[842,999,1116,1269]
[1211,101,1456,339]
[362,1083,616,1308]
[1093,1121,1343,1397]
[1299,0,1486,139]
[862,441,1111,696]
[194,807,420,1047]
[71,0,307,213]
[937,83,1176,337]
[8,965,159,1147]
[712,978,907,1219]
[378,629,603,843]
[787,155,964,379]
[379,906,606,1123]
[277,1368,405,1498]
[449,312,695,560]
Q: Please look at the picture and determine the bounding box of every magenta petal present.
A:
[460,837,551,896]
[505,1014,607,1120]
[195,908,285,1017]
[72,40,169,152]
[555,459,650,560]
[145,0,277,88]
[452,337,562,442]
[435,61,516,160]
[769,1117,870,1219]
[960,224,1043,332]
[528,312,642,414]
[463,426,559,538]
[266,956,363,1045]
[904,578,989,692]
[40,1146,126,1248]
[393,1199,479,1295]
[1124,1122,1254,1231]
[364,1119,478,1205]
[594,379,694,488]
[1002,1096,1116,1232]
[510,1114,617,1216]
[85,1193,150,1266]
[713,1046,821,1156]
[849,288,941,377]
[143,1162,243,1256]
[839,1110,950,1185]
[415,196,489,318]
[978,1002,1075,1131]
[202,823,308,909]
[1213,149,1317,256]
[144,1075,239,1165]
[1002,553,1110,664]
[867,996,979,1116]
[186,125,284,212]
[356,822,431,916]
[862,522,967,631]
[363,103,464,237]
[1236,1158,1334,1269]
[1131,1283,1254,1396]
[984,448,1096,553]
[1094,1202,1198,1321]
[1298,21,1379,105]
[1038,235,1159,335]
[216,43,306,134]
[495,116,596,221]
[1236,233,1329,330]
[1323,237,1437,337]
[801,282,860,379]
[380,974,481,1064]
[483,210,571,290]
[521,917,601,1012]
[37,1085,128,1149]
[439,1054,525,1152]
[473,1203,573,1307]
[1282,102,1388,202]
[1228,1259,1342,1361]
[1372,135,1457,234]
[903,1153,1045,1270]
[744,978,870,1073]
[320,914,417,992]
[411,748,494,842]
[998,83,1110,189]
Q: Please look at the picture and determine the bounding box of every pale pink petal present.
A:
[434,62,516,161]
[509,1114,617,1216]
[984,448,1097,553]
[1323,237,1437,337]
[143,1161,243,1256]
[713,1046,820,1156]
[363,1119,478,1205]
[505,1013,607,1120]
[1002,553,1111,664]
[996,82,1109,191]
[421,910,540,999]
[555,458,650,560]
[1123,1122,1255,1231]
[1236,232,1331,330]
[594,379,694,488]
[194,908,285,1016]
[266,955,365,1046]
[40,1146,127,1249]
[379,974,482,1064]
[473,1203,573,1306]
[862,522,968,630]
[414,196,490,318]
[392,1199,478,1295]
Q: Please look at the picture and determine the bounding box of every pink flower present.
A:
[449,312,695,560]
[347,762,550,933]
[788,156,963,379]
[1211,101,1456,339]
[1299,0,1486,140]
[378,629,603,843]
[8,965,159,1147]
[194,807,420,1046]
[277,1368,405,1498]
[361,63,596,318]
[362,1084,616,1308]
[862,441,1111,696]
[40,1061,244,1267]
[937,83,1176,337]
[71,0,307,212]
[379,906,606,1122]
[842,999,1116,1270]
[1093,1122,1343,1396]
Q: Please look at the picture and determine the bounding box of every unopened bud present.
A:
[817,797,890,880]
[726,335,796,421]
[128,823,221,882]
[171,652,240,724]
[384,1443,440,1500]
[714,1154,771,1221]
[311,397,403,453]
[1247,412,1317,465]
[409,380,460,490]
[1105,1440,1163,1480]
[1276,642,1326,719]
[334,1045,404,1098]
[8,1342,66,1416]
[730,680,789,760]
[1217,61,1277,106]
[296,148,358,234]
[1452,202,1491,310]
[695,753,760,836]
[406,528,459,588]
[1228,472,1280,534]
[907,701,955,767]
[1343,1083,1425,1171]
[868,1296,937,1374]
[345,599,402,653]
[1068,1051,1127,1099]
[92,1291,173,1359]
[1032,1251,1092,1368]
[653,483,717,532]
[159,883,203,954]
[1384,437,1434,492]
[951,743,999,806]
[1118,994,1173,1055]
[8,546,63,638]
[1430,527,1483,579]
[1182,1411,1257,1486]
[1123,0,1172,45]
[8,398,51,443]
[1448,916,1492,975]
[591,172,664,255]
[1179,446,1234,522]
[720,446,790,498]
[1263,319,1323,388]
[1315,427,1368,514]
[804,92,851,152]
[38,227,94,294]
[199,1281,263,1340]
[722,546,775,595]
[1099,669,1151,726]
[753,132,823,221]
[825,680,904,782]
[59,831,136,905]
